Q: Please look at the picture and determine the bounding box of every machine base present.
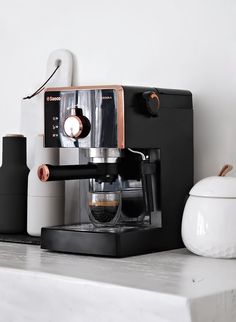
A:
[41,223,170,257]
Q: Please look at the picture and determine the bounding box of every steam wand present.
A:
[128,149,161,227]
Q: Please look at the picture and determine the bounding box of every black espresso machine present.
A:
[38,85,193,257]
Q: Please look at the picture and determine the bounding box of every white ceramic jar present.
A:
[182,176,236,258]
[27,135,65,236]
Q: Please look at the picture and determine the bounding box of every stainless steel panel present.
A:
[58,89,118,148]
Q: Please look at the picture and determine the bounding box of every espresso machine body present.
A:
[40,85,193,257]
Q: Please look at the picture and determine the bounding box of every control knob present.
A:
[63,107,91,139]
[142,91,160,116]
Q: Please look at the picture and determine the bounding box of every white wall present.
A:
[0,0,236,181]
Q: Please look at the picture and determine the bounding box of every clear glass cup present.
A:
[120,188,145,224]
[88,191,121,227]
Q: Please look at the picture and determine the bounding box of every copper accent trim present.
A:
[38,164,50,182]
[150,92,160,109]
[45,85,124,92]
[45,85,125,149]
[63,115,83,138]
[116,87,125,149]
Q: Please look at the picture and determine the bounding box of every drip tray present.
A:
[41,223,162,257]
[0,234,40,245]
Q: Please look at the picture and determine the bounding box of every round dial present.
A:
[64,116,83,138]
[142,91,160,116]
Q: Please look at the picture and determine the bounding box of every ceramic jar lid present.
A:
[190,176,236,198]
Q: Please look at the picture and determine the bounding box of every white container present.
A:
[20,49,73,169]
[27,135,65,236]
[182,176,236,258]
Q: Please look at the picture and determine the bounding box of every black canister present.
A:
[0,135,29,233]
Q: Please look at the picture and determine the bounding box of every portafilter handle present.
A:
[38,163,118,183]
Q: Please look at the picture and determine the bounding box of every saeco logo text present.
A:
[47,96,61,102]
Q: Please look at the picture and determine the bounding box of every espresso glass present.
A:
[88,191,121,227]
[121,188,145,224]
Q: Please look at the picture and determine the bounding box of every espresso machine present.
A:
[38,85,193,257]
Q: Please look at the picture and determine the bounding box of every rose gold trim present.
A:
[38,164,50,182]
[150,92,157,99]
[45,85,125,149]
[63,115,83,138]
[45,85,124,92]
[150,92,160,109]
[116,87,125,149]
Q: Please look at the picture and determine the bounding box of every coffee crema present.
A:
[89,200,119,223]
[89,200,119,207]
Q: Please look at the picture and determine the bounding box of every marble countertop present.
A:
[0,242,235,322]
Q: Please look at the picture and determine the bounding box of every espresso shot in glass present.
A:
[88,191,121,227]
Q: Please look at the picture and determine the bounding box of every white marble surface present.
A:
[0,243,235,322]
